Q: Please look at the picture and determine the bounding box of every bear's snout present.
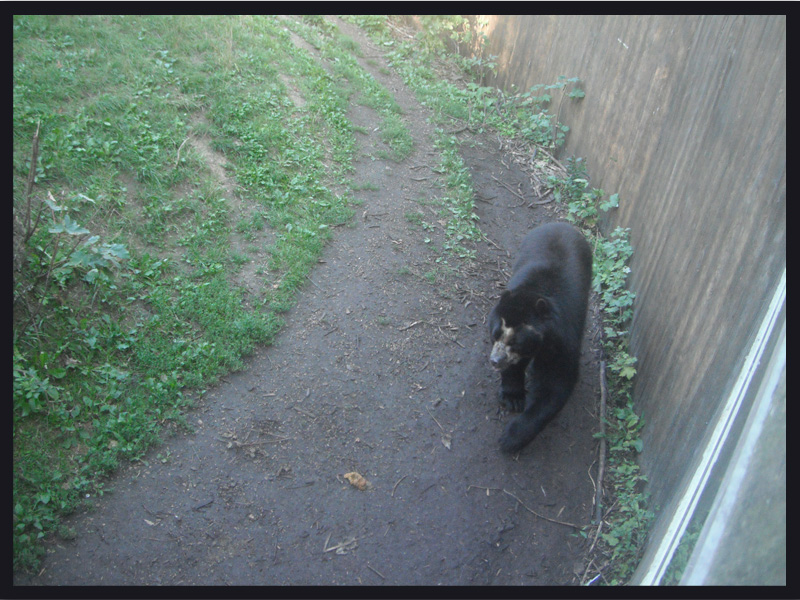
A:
[490,341,512,370]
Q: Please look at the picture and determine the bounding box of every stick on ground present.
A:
[594,361,608,524]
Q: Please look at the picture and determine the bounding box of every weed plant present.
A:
[548,158,651,584]
[661,511,706,585]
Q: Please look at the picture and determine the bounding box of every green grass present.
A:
[284,17,414,162]
[12,14,410,571]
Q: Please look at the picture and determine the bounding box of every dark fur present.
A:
[488,222,592,453]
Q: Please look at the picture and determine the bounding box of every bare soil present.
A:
[16,17,602,587]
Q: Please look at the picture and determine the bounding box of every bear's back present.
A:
[510,223,591,296]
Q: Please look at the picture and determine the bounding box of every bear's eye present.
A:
[497,321,516,345]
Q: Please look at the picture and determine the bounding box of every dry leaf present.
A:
[441,434,452,450]
[343,471,370,491]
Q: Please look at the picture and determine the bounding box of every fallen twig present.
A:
[192,498,214,511]
[392,475,407,497]
[237,437,290,446]
[23,121,41,241]
[418,483,437,498]
[323,533,367,554]
[175,135,191,168]
[481,234,503,251]
[502,489,579,529]
[467,484,503,494]
[306,275,324,291]
[386,20,414,39]
[491,174,526,203]
[292,405,316,420]
[426,406,445,433]
[367,564,386,580]
[446,124,469,135]
[283,481,315,490]
[587,519,604,556]
[587,459,597,495]
[594,361,608,524]
[444,332,466,349]
[536,145,566,171]
[581,556,600,585]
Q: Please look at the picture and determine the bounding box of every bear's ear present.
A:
[534,297,549,317]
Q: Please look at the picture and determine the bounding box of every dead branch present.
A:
[306,275,325,291]
[467,485,503,494]
[323,533,367,553]
[594,361,608,524]
[291,405,317,420]
[502,489,579,529]
[445,124,469,135]
[481,234,503,251]
[236,437,291,446]
[580,556,602,586]
[391,475,406,497]
[426,406,445,433]
[587,519,603,556]
[23,121,41,241]
[175,135,191,169]
[386,20,414,39]
[535,145,566,172]
[367,564,385,579]
[191,498,214,511]
[490,174,526,203]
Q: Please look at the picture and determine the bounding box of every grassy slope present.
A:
[12,14,365,570]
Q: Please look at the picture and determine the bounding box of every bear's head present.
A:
[488,289,548,370]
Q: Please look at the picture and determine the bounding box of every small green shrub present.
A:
[549,158,648,584]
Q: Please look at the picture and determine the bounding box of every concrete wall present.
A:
[472,14,785,580]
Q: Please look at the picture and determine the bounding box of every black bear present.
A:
[488,222,592,453]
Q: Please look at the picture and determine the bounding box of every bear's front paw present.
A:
[499,421,527,454]
[500,390,524,412]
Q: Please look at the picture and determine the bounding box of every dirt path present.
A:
[16,17,601,586]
